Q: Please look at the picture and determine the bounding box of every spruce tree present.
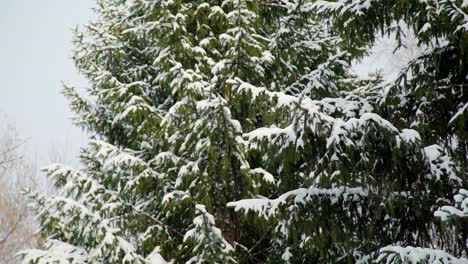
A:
[19,0,467,263]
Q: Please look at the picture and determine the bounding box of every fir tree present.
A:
[182,204,236,263]
[19,0,467,263]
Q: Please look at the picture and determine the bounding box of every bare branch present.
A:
[0,199,27,246]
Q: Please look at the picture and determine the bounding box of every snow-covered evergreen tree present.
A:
[182,204,235,263]
[20,0,467,263]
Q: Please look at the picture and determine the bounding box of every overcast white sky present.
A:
[0,0,95,163]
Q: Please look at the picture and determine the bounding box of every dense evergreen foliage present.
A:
[20,0,467,263]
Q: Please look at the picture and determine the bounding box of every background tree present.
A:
[0,115,41,264]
